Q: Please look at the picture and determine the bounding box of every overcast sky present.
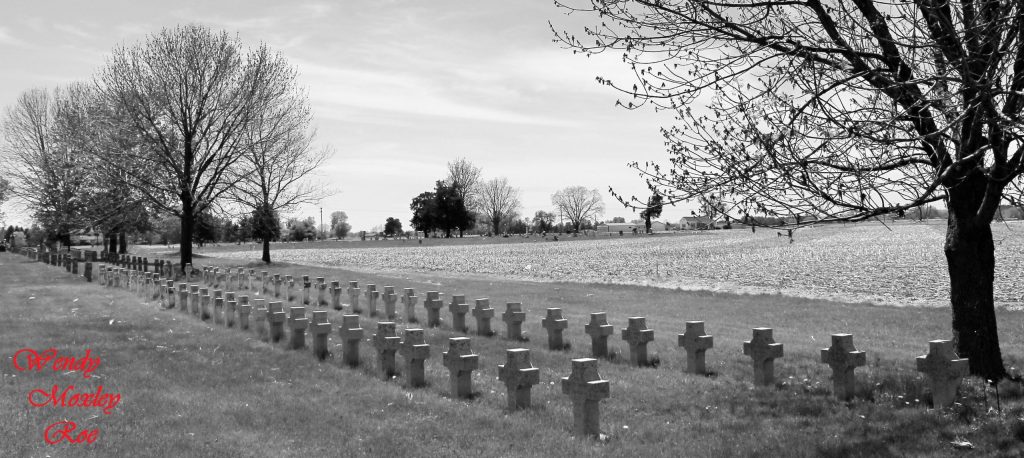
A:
[0,0,699,232]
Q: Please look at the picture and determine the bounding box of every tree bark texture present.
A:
[945,179,1007,381]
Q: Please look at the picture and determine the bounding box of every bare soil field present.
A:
[202,220,1024,309]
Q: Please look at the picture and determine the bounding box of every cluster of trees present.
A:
[406,158,617,237]
[0,25,331,265]
[554,0,1024,379]
[409,158,525,237]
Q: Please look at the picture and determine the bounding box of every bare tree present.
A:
[555,0,1024,379]
[445,157,483,212]
[226,62,331,263]
[97,25,301,270]
[477,176,522,234]
[1,85,94,248]
[551,186,604,232]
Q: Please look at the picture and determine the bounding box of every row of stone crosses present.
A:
[12,247,974,438]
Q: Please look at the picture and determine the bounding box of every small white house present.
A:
[679,216,714,230]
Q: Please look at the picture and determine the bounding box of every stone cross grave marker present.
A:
[275,274,284,299]
[165,281,175,309]
[424,291,444,328]
[820,333,866,401]
[472,298,495,336]
[200,289,212,321]
[330,281,342,310]
[449,295,469,333]
[267,301,287,343]
[213,297,225,325]
[260,271,269,295]
[364,284,380,317]
[237,295,251,329]
[178,284,188,314]
[288,306,309,350]
[225,299,237,328]
[443,337,479,399]
[621,317,655,367]
[348,281,362,314]
[248,269,255,290]
[743,328,784,386]
[399,328,431,387]
[316,277,326,307]
[401,288,418,322]
[542,308,569,350]
[678,321,714,375]
[372,322,401,379]
[252,299,269,340]
[310,310,331,360]
[502,302,527,341]
[338,314,364,367]
[382,286,399,319]
[584,313,614,358]
[190,285,201,316]
[561,358,610,438]
[302,275,311,305]
[498,348,540,410]
[916,339,969,408]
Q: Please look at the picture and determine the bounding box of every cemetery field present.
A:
[6,253,1024,455]
[198,220,1024,309]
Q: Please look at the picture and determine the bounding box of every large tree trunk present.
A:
[180,204,194,274]
[262,236,271,264]
[946,183,1007,382]
[118,231,127,254]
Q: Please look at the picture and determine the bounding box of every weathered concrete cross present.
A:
[621,317,655,367]
[502,302,526,341]
[399,328,431,387]
[449,295,470,333]
[338,314,364,367]
[424,291,445,328]
[364,284,380,317]
[472,298,495,336]
[916,339,969,408]
[267,301,287,343]
[310,310,331,360]
[347,281,362,314]
[287,306,308,350]
[382,286,399,319]
[237,296,252,330]
[584,313,614,358]
[743,328,784,386]
[542,308,569,351]
[498,348,540,410]
[443,337,479,399]
[677,321,714,375]
[820,333,866,401]
[401,288,418,322]
[372,322,401,379]
[561,358,610,438]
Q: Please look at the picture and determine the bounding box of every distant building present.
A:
[679,216,714,230]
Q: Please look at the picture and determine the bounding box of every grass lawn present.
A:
[4,251,1024,456]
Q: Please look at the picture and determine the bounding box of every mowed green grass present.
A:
[4,253,1024,457]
